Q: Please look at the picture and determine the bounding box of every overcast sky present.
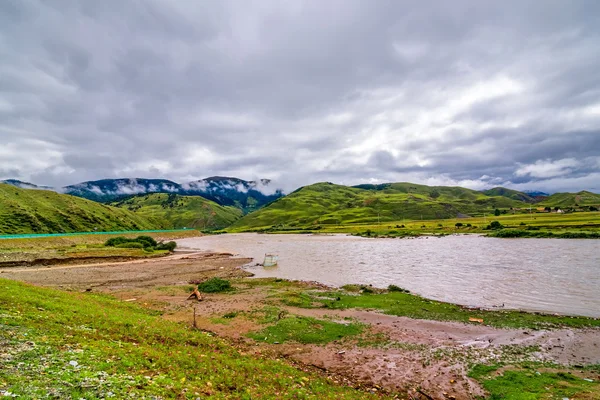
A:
[1,0,599,193]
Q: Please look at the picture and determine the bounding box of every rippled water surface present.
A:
[178,234,600,317]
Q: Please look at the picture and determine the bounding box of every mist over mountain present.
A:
[2,177,284,213]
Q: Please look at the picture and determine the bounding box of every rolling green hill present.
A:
[229,182,529,231]
[537,191,600,207]
[0,184,166,234]
[110,193,243,230]
[482,187,536,203]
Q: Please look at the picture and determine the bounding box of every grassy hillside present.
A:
[482,187,536,203]
[111,193,243,230]
[229,182,529,231]
[538,191,600,207]
[0,184,166,234]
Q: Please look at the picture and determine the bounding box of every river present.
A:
[177,233,600,317]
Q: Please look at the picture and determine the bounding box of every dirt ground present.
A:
[2,251,599,400]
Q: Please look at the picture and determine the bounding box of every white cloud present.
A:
[515,158,581,179]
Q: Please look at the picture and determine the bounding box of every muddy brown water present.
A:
[178,234,600,318]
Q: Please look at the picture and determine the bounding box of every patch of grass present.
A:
[298,290,600,330]
[277,290,322,308]
[0,278,381,399]
[198,277,233,293]
[469,365,600,399]
[247,315,364,345]
[0,231,198,264]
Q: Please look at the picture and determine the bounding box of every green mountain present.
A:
[482,187,536,203]
[229,182,529,230]
[537,191,600,207]
[110,193,243,230]
[0,184,165,234]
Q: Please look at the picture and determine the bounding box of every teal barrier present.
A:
[0,229,194,240]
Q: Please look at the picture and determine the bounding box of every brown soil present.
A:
[1,252,599,400]
[0,251,252,290]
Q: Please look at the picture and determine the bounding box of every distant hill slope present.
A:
[0,184,166,234]
[0,179,53,190]
[537,191,600,207]
[482,187,536,203]
[62,176,283,213]
[229,182,529,230]
[110,193,243,230]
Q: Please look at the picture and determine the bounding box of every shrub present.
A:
[198,278,232,293]
[359,285,374,294]
[115,242,144,249]
[105,237,130,247]
[455,222,463,228]
[135,235,158,248]
[156,241,177,251]
[487,221,504,230]
[388,284,410,293]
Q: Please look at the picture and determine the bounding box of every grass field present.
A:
[0,230,200,264]
[0,184,166,235]
[110,193,243,230]
[0,278,381,399]
[227,182,600,234]
[228,207,600,238]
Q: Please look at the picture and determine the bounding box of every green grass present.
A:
[469,364,600,399]
[197,278,233,293]
[279,290,600,330]
[538,190,600,207]
[247,314,364,345]
[0,184,167,235]
[0,278,382,399]
[111,193,243,230]
[227,182,600,233]
[0,231,199,264]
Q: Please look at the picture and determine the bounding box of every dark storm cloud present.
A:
[1,0,599,192]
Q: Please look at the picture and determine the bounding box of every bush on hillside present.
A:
[486,221,504,230]
[104,235,176,252]
[135,236,158,247]
[115,242,144,249]
[156,241,177,251]
[197,278,232,293]
[105,237,131,247]
[388,284,410,293]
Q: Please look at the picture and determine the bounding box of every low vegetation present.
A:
[247,314,363,345]
[110,193,243,231]
[469,364,600,399]
[0,183,166,235]
[197,277,233,293]
[269,283,600,330]
[0,278,377,399]
[104,235,177,252]
[0,231,195,265]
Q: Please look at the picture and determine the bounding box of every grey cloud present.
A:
[1,0,600,193]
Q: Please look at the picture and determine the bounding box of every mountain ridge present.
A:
[2,177,284,213]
